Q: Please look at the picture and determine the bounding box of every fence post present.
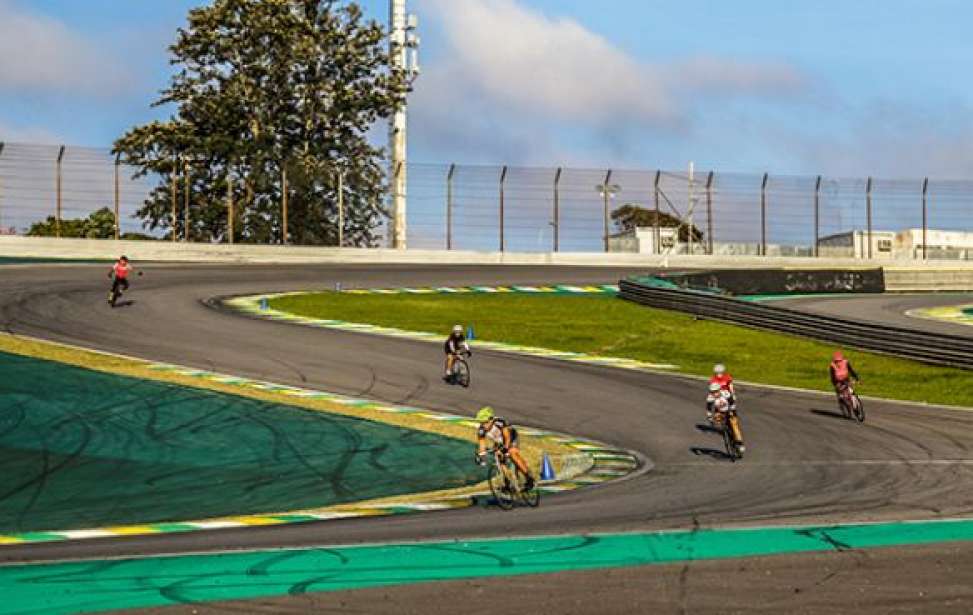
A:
[553,167,561,252]
[813,175,821,257]
[226,172,234,244]
[705,171,714,255]
[499,165,507,252]
[760,172,768,256]
[281,167,288,245]
[602,169,613,252]
[183,158,191,241]
[338,171,344,247]
[921,177,928,260]
[653,170,661,254]
[171,154,178,242]
[865,176,873,259]
[113,153,121,240]
[56,145,65,238]
[0,142,6,230]
[446,163,455,250]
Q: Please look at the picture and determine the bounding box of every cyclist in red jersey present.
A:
[829,350,860,393]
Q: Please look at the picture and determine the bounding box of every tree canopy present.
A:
[114,0,407,245]
[611,203,703,242]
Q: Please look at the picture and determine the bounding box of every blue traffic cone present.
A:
[259,297,268,311]
[466,325,475,340]
[540,453,556,481]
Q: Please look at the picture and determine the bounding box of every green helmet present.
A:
[475,406,495,422]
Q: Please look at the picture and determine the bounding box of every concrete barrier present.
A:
[4,236,973,273]
[884,267,973,292]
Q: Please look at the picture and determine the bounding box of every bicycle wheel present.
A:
[838,396,851,420]
[454,359,470,388]
[852,394,865,423]
[488,463,515,510]
[516,472,540,508]
[722,424,737,462]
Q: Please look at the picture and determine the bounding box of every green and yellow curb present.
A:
[906,304,973,327]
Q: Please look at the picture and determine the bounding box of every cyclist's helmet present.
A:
[708,382,722,394]
[475,406,494,423]
[452,324,464,335]
[832,350,844,361]
[119,255,129,262]
[713,363,726,375]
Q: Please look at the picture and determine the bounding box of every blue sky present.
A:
[2,0,972,178]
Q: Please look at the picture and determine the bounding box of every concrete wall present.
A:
[2,236,973,289]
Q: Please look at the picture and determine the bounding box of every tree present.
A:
[611,203,703,243]
[113,0,407,245]
[27,208,117,239]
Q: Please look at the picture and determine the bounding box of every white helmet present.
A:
[708,382,722,393]
[713,363,726,375]
[452,324,464,334]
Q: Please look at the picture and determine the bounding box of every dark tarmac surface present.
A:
[1,263,971,613]
[776,292,973,337]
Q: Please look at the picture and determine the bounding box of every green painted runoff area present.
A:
[0,350,481,534]
[270,292,973,407]
[3,518,973,614]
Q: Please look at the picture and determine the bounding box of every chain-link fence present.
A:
[2,141,972,259]
[406,163,973,259]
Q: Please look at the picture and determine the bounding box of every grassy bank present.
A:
[271,292,973,408]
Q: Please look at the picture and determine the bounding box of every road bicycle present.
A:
[713,407,745,461]
[447,351,471,387]
[837,381,865,423]
[485,447,539,509]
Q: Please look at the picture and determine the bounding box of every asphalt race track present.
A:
[776,292,973,337]
[1,263,972,612]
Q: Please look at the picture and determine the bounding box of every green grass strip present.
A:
[269,292,973,407]
[4,518,973,613]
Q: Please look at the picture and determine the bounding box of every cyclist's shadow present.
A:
[111,299,136,308]
[809,408,846,420]
[690,424,733,460]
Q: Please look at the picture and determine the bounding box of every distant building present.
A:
[817,230,897,259]
[0,226,16,236]
[817,229,973,260]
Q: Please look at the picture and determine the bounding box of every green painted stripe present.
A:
[3,518,973,613]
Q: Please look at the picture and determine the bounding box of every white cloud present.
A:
[411,0,809,164]
[0,1,129,96]
[0,119,62,144]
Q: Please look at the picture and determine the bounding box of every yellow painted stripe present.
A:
[0,536,23,545]
[229,516,286,526]
[105,525,160,536]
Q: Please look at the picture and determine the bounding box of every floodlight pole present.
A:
[389,0,419,249]
[183,158,190,242]
[687,162,695,255]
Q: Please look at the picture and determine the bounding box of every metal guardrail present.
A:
[618,279,973,369]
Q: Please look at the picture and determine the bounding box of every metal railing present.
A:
[1,141,972,257]
[618,279,973,369]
